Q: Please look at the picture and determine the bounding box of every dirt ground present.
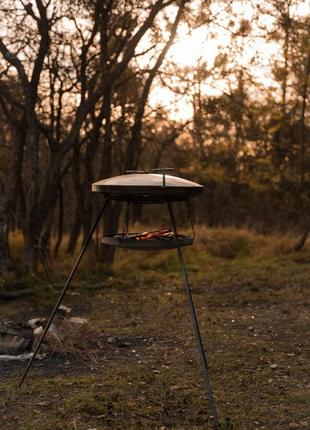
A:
[0,244,309,430]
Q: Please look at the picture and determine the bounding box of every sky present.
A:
[143,0,309,120]
[1,0,308,122]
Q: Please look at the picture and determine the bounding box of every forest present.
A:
[0,2,309,430]
[0,0,308,274]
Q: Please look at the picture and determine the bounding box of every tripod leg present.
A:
[18,199,109,387]
[167,201,219,430]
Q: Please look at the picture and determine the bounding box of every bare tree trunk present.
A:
[40,208,54,258]
[24,117,40,272]
[294,226,309,252]
[101,200,122,265]
[0,118,25,274]
[67,210,82,256]
[53,183,64,257]
[293,50,310,251]
[67,147,84,255]
[82,138,97,247]
[0,215,10,274]
[207,180,216,227]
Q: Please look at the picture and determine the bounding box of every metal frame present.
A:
[18,198,219,429]
[168,202,219,430]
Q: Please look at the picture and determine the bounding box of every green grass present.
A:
[0,227,309,429]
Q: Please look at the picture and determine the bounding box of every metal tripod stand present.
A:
[18,199,219,430]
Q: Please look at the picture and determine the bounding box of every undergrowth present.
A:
[3,226,308,288]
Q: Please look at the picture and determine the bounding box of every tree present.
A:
[0,0,189,272]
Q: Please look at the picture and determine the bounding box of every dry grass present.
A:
[8,225,303,275]
[42,318,101,361]
[196,226,297,259]
[0,226,308,429]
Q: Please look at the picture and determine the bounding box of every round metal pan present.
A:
[101,233,194,250]
[92,173,203,202]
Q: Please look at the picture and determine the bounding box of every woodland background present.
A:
[0,0,309,274]
[0,2,309,429]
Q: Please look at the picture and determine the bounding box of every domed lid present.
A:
[91,173,203,202]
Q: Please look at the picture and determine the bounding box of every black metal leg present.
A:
[167,202,219,430]
[18,199,109,387]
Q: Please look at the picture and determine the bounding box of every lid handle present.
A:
[152,168,174,187]
[125,170,148,174]
[124,168,174,188]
